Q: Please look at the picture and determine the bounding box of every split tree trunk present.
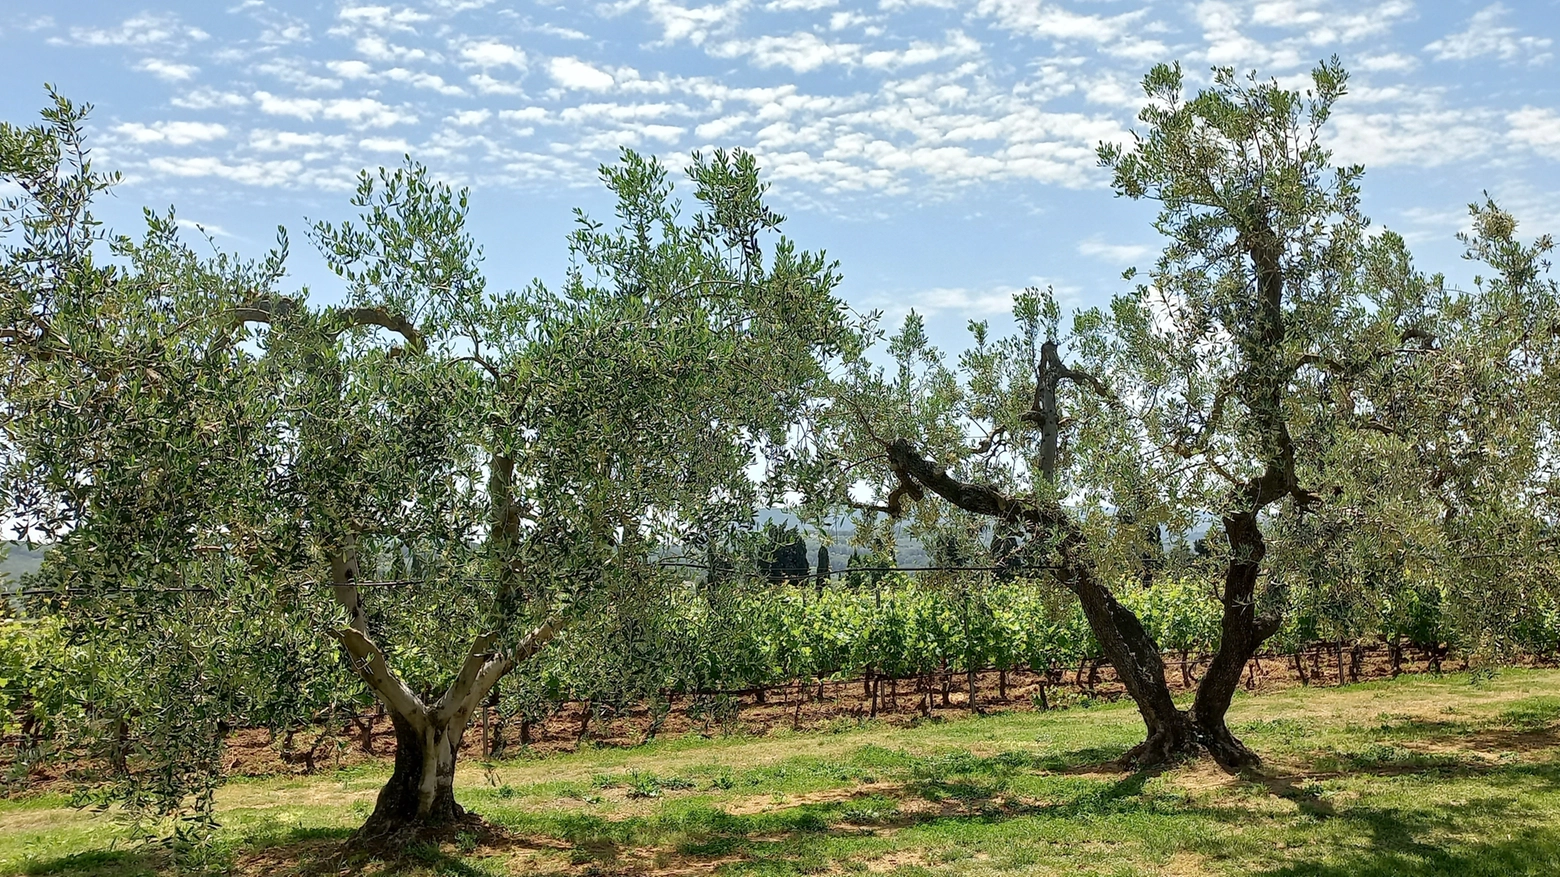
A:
[328,542,565,841]
[359,711,465,838]
[1185,511,1280,769]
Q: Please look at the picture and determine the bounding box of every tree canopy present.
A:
[810,60,1560,767]
[1,90,858,838]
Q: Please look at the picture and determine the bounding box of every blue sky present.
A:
[3,1,1558,351]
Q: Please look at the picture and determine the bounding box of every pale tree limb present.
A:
[328,544,429,728]
[437,617,568,726]
[333,627,430,727]
[430,632,498,724]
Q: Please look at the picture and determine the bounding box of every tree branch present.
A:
[446,617,569,725]
[327,544,429,725]
[885,437,1047,527]
[333,627,429,725]
[330,306,426,353]
[431,632,498,725]
[222,296,426,353]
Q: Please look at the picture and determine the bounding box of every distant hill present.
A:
[1,542,48,589]
[756,509,928,571]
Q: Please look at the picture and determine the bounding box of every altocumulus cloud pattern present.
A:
[2,0,1558,337]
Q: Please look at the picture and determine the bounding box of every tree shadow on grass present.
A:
[1249,798,1560,876]
[392,764,1560,877]
[21,848,161,877]
[23,758,1560,876]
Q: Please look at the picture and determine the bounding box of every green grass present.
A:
[4,668,1560,875]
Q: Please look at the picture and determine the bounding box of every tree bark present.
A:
[358,710,464,840]
[1068,564,1207,766]
[1187,512,1280,769]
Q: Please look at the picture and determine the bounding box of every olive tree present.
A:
[1,92,856,838]
[812,60,1546,768]
[1283,199,1560,662]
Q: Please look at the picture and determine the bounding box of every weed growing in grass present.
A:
[628,772,664,799]
[1468,666,1500,687]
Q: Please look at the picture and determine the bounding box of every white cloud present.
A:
[252,91,416,127]
[1427,4,1553,63]
[548,57,616,90]
[1357,52,1419,72]
[1248,0,1413,43]
[696,115,745,140]
[469,73,525,94]
[527,22,590,40]
[175,218,232,238]
[253,91,325,120]
[260,21,311,45]
[709,28,973,74]
[643,124,685,142]
[134,58,198,81]
[1190,0,1416,70]
[715,32,861,71]
[382,67,466,95]
[338,5,431,32]
[172,89,250,110]
[328,59,375,78]
[461,40,527,69]
[876,285,1027,320]
[146,156,307,187]
[355,35,429,62]
[326,97,418,127]
[829,11,874,31]
[249,130,351,152]
[448,109,493,126]
[1193,0,1307,69]
[500,107,548,123]
[862,31,982,69]
[765,0,838,9]
[360,136,413,152]
[1508,107,1560,160]
[56,13,208,47]
[617,0,749,46]
[1327,109,1497,168]
[1078,237,1152,263]
[114,121,229,146]
[254,57,341,91]
[973,0,1144,44]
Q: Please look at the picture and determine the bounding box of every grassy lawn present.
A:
[4,668,1559,876]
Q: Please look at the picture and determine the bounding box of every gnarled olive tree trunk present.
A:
[361,710,465,835]
[328,544,564,839]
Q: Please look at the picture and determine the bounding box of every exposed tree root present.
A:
[1116,712,1260,772]
[346,806,489,855]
